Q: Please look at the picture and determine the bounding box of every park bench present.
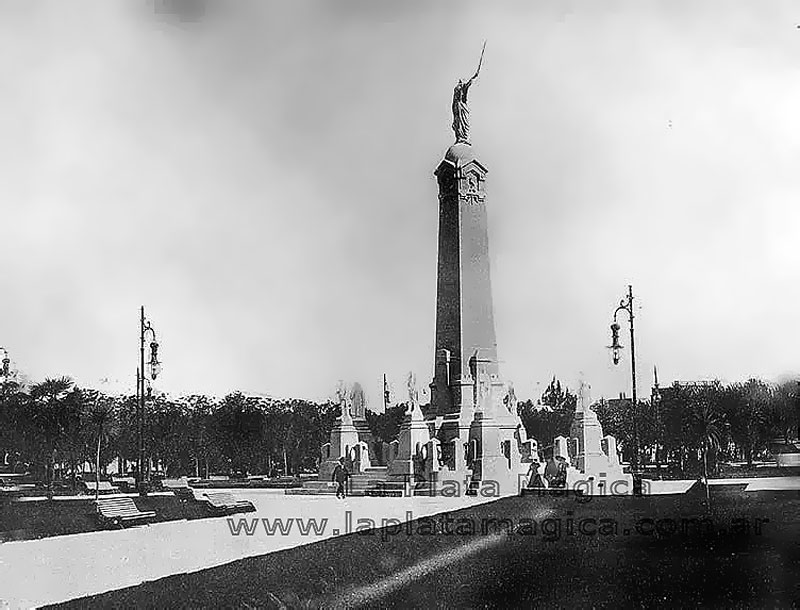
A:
[84,481,119,495]
[95,497,156,528]
[201,491,256,515]
[162,477,197,501]
[111,476,136,492]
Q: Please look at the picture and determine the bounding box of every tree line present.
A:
[518,377,800,477]
[0,377,340,489]
[2,374,798,490]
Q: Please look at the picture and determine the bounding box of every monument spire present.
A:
[432,59,497,417]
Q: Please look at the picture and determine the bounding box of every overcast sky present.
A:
[2,1,800,408]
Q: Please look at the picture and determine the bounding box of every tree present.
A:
[769,379,800,444]
[721,380,770,466]
[366,404,406,444]
[184,394,221,478]
[0,380,31,473]
[689,398,725,502]
[28,377,82,498]
[82,396,117,500]
[539,377,576,413]
[517,377,576,447]
[213,393,265,475]
[113,394,139,476]
[658,383,698,471]
[594,397,633,461]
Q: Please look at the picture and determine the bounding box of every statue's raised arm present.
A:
[468,40,486,86]
[451,41,486,144]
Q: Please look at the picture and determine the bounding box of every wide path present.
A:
[2,478,797,608]
[0,490,500,609]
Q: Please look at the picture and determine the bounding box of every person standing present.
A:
[554,456,568,489]
[527,461,547,489]
[332,457,350,499]
[544,454,559,487]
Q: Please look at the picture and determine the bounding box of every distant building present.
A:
[650,366,720,403]
[604,394,632,410]
[653,380,717,402]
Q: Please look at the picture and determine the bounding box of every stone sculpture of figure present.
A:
[504,381,518,414]
[468,352,479,408]
[577,376,592,413]
[406,371,418,414]
[350,382,365,420]
[452,42,486,144]
[478,370,491,410]
[335,380,352,421]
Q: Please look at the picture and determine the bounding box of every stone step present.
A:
[285,488,367,496]
[350,476,384,482]
[299,481,336,491]
[363,488,404,497]
[348,481,388,490]
[363,480,406,497]
[349,476,391,484]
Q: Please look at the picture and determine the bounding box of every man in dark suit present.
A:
[332,457,350,499]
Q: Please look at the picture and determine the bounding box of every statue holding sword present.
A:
[451,41,486,144]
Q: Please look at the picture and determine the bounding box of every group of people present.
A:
[527,454,568,489]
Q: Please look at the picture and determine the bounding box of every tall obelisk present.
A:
[426,48,532,499]
[430,46,500,419]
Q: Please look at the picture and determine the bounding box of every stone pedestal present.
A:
[565,380,632,495]
[387,403,432,484]
[318,404,361,481]
[554,436,571,464]
[570,409,607,473]
[464,376,532,496]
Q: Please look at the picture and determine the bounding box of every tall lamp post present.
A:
[609,285,639,471]
[137,306,161,488]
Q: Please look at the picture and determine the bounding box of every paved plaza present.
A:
[0,490,500,608]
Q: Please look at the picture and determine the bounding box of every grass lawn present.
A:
[49,485,800,608]
[0,495,213,542]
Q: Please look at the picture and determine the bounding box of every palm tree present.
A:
[692,400,725,503]
[29,376,76,499]
[84,398,116,500]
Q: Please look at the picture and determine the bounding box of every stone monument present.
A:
[317,383,375,481]
[386,372,434,486]
[391,44,535,496]
[307,45,538,497]
[562,377,632,495]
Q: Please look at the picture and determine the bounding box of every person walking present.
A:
[332,457,350,499]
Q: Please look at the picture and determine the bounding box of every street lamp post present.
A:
[138,306,161,489]
[609,284,639,471]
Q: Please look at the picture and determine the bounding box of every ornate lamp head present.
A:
[148,340,161,380]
